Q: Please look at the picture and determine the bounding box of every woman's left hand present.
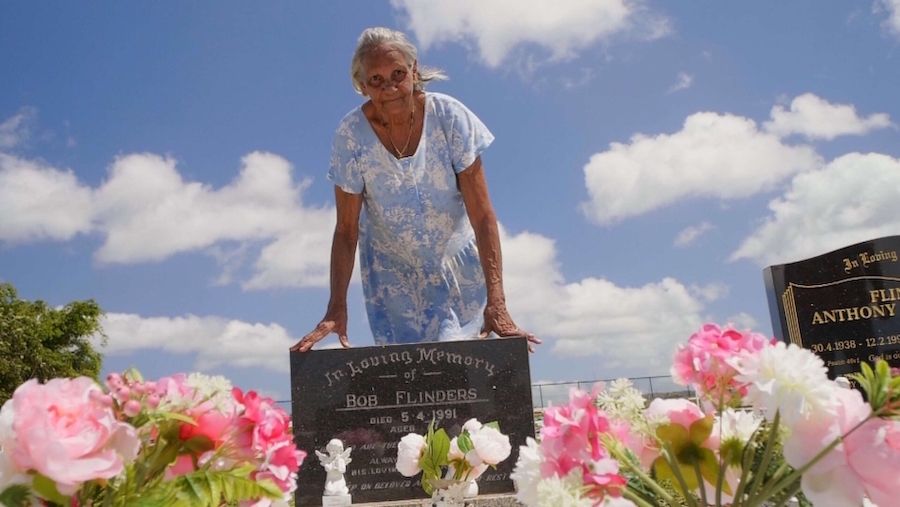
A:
[480,301,541,353]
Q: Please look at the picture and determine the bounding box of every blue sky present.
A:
[2,1,900,402]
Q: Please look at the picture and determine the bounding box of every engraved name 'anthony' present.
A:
[324,347,497,386]
[811,289,899,325]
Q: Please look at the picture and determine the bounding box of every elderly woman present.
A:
[291,27,539,353]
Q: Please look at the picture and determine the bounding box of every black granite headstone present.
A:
[764,236,900,379]
[290,338,534,506]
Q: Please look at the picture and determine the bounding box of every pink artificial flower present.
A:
[671,323,773,407]
[232,389,305,494]
[610,421,659,469]
[784,387,900,507]
[582,457,627,498]
[645,398,708,431]
[539,386,626,502]
[179,402,235,446]
[153,374,191,401]
[1,377,140,495]
[165,455,197,480]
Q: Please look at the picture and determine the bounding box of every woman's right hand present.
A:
[290,306,350,352]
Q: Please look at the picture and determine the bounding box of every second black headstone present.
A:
[764,235,900,379]
[290,337,534,506]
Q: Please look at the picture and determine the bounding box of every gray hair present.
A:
[350,27,448,96]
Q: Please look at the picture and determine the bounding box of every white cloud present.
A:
[581,112,822,225]
[98,313,297,372]
[92,151,335,287]
[0,153,94,242]
[674,221,715,247]
[500,226,705,372]
[731,152,900,266]
[93,152,311,263]
[726,312,758,331]
[876,0,900,37]
[667,72,693,93]
[243,223,335,290]
[0,147,335,289]
[0,108,36,149]
[764,93,893,140]
[391,0,670,67]
[690,282,728,303]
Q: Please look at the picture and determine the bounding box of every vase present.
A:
[443,465,478,497]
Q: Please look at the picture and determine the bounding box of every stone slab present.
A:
[290,338,534,506]
[764,235,900,379]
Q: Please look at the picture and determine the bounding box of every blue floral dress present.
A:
[328,92,494,345]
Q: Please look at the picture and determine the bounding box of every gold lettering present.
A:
[812,312,824,325]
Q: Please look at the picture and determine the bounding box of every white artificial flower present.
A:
[607,379,630,397]
[396,433,426,477]
[469,426,511,465]
[448,436,464,461]
[535,470,594,507]
[511,437,542,507]
[462,418,483,433]
[185,373,236,412]
[732,341,837,426]
[715,408,762,443]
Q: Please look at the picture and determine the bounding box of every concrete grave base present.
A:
[347,493,521,506]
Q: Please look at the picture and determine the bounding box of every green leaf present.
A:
[419,428,450,478]
[124,366,144,383]
[159,411,198,425]
[656,423,690,451]
[457,432,474,454]
[483,421,500,431]
[136,467,282,507]
[32,474,69,505]
[688,415,714,445]
[697,448,727,495]
[653,453,699,495]
[184,435,215,454]
[0,484,33,507]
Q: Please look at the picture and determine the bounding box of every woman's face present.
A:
[362,45,416,118]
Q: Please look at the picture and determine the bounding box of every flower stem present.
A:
[694,461,709,506]
[732,438,759,507]
[746,411,780,502]
[613,448,678,506]
[748,413,874,507]
[663,443,699,507]
[622,488,661,507]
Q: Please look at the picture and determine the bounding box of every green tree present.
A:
[0,282,105,406]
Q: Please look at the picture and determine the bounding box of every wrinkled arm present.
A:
[290,187,363,352]
[327,187,363,314]
[457,158,540,352]
[457,157,505,307]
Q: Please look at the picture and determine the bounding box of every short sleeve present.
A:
[327,115,365,194]
[440,96,495,174]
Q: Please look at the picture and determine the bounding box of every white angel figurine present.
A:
[316,438,353,496]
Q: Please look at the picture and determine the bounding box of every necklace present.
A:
[383,105,416,158]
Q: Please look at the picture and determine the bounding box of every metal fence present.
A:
[530,375,694,410]
[275,375,694,410]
